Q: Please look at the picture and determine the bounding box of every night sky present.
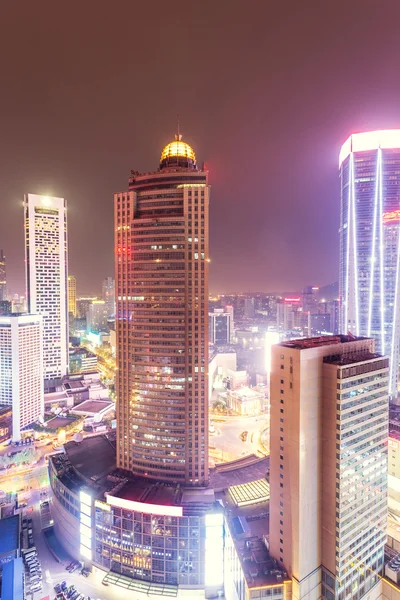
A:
[1,1,400,296]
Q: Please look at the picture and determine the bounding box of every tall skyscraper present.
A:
[115,133,210,485]
[68,275,77,317]
[24,194,68,382]
[0,250,6,301]
[339,129,400,399]
[270,335,388,600]
[87,299,108,333]
[102,276,115,318]
[0,314,44,441]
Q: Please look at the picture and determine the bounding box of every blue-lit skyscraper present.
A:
[339,130,400,398]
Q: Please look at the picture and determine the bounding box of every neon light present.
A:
[367,154,380,336]
[383,210,400,224]
[339,129,400,167]
[378,149,385,353]
[390,213,400,396]
[284,297,301,303]
[106,494,183,517]
[350,153,360,335]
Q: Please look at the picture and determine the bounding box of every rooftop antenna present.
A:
[176,114,182,141]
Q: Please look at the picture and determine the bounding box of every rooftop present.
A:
[71,399,113,415]
[323,351,385,366]
[279,334,372,350]
[0,516,19,556]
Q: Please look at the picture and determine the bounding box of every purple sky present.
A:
[1,0,400,296]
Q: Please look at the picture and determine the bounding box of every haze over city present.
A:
[2,1,400,294]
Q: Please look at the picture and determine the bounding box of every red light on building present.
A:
[285,297,301,303]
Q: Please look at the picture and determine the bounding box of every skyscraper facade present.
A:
[0,250,6,301]
[68,275,77,317]
[115,134,210,485]
[24,194,68,382]
[0,314,44,441]
[269,335,388,600]
[209,308,232,345]
[339,129,400,398]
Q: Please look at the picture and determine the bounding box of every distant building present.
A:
[270,335,388,599]
[276,297,305,334]
[209,308,232,345]
[102,277,115,318]
[310,313,331,335]
[0,300,12,316]
[68,275,77,317]
[76,297,94,319]
[87,300,108,333]
[0,250,6,302]
[329,299,339,335]
[69,347,98,374]
[221,386,264,415]
[24,194,68,383]
[244,297,255,318]
[0,314,44,441]
[0,406,12,443]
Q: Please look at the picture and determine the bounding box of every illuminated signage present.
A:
[284,297,301,303]
[339,129,400,167]
[383,210,400,225]
[106,494,183,517]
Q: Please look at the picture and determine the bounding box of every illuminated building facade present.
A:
[115,133,210,485]
[270,335,388,600]
[24,194,68,382]
[339,130,400,398]
[87,300,108,333]
[0,250,6,301]
[209,308,232,345]
[0,314,44,441]
[68,275,77,317]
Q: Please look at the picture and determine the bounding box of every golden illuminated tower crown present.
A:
[160,134,197,170]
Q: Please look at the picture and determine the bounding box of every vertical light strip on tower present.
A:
[367,151,380,337]
[350,153,360,335]
[344,156,352,332]
[390,225,400,397]
[378,148,385,353]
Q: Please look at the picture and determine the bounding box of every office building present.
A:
[68,275,77,317]
[0,250,6,301]
[209,308,232,345]
[270,335,388,600]
[115,132,210,485]
[339,129,400,399]
[276,297,307,335]
[24,194,68,383]
[0,300,12,316]
[102,277,115,318]
[87,300,108,333]
[0,314,44,441]
[76,297,94,320]
[244,297,255,318]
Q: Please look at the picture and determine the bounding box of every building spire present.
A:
[176,114,182,141]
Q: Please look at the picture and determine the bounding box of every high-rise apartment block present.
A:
[87,299,108,333]
[0,314,44,441]
[24,194,68,382]
[115,133,210,485]
[339,129,400,398]
[102,277,115,318]
[68,275,77,317]
[270,335,388,600]
[0,250,6,301]
[209,308,232,345]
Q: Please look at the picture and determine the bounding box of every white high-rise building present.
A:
[0,314,44,441]
[24,194,68,382]
[270,335,388,600]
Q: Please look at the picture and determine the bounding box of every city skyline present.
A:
[2,2,400,295]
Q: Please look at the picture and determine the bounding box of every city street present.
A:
[210,414,269,462]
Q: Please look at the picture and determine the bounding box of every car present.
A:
[70,591,80,600]
[30,583,42,593]
[66,561,75,570]
[69,562,80,573]
[61,581,67,591]
[81,568,90,577]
